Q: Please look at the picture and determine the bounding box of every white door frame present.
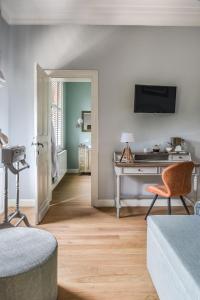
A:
[46,69,98,206]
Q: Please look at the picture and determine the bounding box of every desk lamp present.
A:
[120,132,134,162]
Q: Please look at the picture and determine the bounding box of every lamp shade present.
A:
[120,132,134,143]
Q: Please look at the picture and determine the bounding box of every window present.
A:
[51,80,64,151]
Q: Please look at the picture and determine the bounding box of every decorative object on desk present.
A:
[166,146,173,153]
[171,137,185,150]
[143,147,149,153]
[152,144,160,152]
[166,142,173,153]
[175,145,182,152]
[120,132,134,162]
[0,129,8,148]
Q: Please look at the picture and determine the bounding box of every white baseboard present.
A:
[6,197,189,209]
[8,199,35,207]
[67,169,79,174]
[94,198,185,207]
[94,199,115,207]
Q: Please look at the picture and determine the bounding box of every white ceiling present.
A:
[1,0,200,26]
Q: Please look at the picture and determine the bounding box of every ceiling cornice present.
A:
[2,0,200,26]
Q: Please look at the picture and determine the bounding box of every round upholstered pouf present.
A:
[0,227,58,300]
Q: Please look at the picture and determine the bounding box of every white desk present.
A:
[114,160,200,218]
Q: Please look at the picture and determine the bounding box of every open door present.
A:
[34,64,51,224]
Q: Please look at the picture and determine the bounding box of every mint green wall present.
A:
[64,82,91,170]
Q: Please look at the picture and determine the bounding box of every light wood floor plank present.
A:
[1,174,192,299]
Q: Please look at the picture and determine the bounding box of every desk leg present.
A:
[116,175,121,218]
[194,175,198,203]
[3,166,8,223]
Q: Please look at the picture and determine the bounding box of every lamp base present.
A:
[120,145,134,163]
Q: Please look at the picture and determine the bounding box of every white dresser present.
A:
[79,145,91,174]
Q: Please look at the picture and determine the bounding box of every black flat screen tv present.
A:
[134,84,176,113]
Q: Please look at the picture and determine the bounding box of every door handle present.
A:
[38,142,44,148]
[32,142,44,156]
[31,142,44,148]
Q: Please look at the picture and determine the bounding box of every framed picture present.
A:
[82,111,91,132]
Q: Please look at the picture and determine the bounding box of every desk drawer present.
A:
[168,154,191,161]
[123,167,157,174]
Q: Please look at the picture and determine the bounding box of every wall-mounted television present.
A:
[134,84,177,113]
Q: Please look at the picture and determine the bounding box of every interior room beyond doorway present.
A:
[51,78,92,209]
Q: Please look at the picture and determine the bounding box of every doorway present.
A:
[51,78,92,208]
[34,67,98,224]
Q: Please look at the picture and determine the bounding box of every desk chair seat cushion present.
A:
[0,227,58,300]
[147,185,169,197]
[147,215,200,300]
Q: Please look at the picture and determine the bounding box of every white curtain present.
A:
[51,121,58,182]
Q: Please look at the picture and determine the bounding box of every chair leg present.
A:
[145,194,158,220]
[180,196,190,215]
[168,197,171,215]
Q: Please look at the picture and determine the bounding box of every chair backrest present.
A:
[162,161,194,197]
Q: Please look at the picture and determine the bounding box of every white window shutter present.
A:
[51,80,64,151]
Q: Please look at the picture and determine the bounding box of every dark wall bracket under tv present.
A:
[134,84,177,114]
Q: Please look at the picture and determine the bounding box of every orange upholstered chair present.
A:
[145,161,194,220]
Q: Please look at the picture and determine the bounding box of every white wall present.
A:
[0,17,9,136]
[0,17,10,211]
[7,24,200,200]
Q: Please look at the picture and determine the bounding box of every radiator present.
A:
[52,150,67,190]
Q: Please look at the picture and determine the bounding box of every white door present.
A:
[34,64,51,224]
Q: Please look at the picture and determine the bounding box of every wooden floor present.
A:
[1,174,192,300]
[51,174,91,207]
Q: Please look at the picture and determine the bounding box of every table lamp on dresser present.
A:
[120,132,134,162]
